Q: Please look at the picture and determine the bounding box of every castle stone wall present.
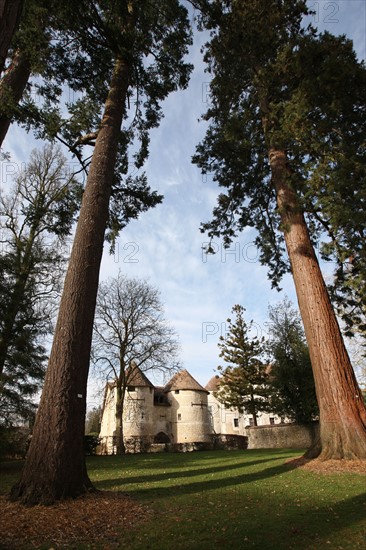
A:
[247,422,319,449]
[169,389,211,443]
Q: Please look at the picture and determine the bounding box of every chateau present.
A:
[99,366,282,453]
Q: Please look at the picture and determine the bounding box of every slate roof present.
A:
[126,364,154,388]
[164,369,208,393]
[205,375,221,392]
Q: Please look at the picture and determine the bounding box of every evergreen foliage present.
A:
[193,0,366,459]
[13,0,193,246]
[266,298,319,424]
[193,1,366,318]
[216,305,269,426]
[10,2,193,504]
[0,144,81,424]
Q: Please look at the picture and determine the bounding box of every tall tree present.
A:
[266,298,319,424]
[0,144,81,423]
[215,305,269,426]
[11,1,192,505]
[0,0,24,74]
[193,0,366,459]
[93,272,180,454]
[0,0,52,147]
[85,406,102,435]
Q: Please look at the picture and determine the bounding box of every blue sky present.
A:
[2,1,366,406]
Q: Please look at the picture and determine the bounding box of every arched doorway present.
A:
[154,432,171,444]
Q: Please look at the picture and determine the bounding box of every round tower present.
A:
[165,370,211,443]
[123,365,155,451]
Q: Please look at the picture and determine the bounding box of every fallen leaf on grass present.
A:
[0,491,151,549]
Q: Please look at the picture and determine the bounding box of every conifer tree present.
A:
[193,0,366,459]
[0,144,81,423]
[0,0,52,146]
[266,298,318,424]
[0,0,24,74]
[11,1,192,505]
[216,305,269,426]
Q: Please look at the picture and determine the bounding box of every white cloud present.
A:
[2,2,364,402]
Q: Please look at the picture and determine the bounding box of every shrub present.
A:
[84,433,101,455]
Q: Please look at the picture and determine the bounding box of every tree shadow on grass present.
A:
[231,491,366,550]
[94,455,287,489]
[94,454,366,550]
[101,459,301,497]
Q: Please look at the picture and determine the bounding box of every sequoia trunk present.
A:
[0,0,24,74]
[269,148,366,459]
[10,55,129,504]
[0,48,31,146]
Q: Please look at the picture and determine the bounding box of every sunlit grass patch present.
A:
[1,449,365,549]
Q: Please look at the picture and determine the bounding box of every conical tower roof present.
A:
[205,375,221,392]
[164,369,208,393]
[126,363,154,388]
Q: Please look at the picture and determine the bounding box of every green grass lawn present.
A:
[1,449,365,549]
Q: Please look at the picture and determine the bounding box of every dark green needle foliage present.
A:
[266,298,319,424]
[193,1,366,321]
[216,305,269,426]
[14,0,193,246]
[0,144,82,424]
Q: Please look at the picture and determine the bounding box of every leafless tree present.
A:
[92,272,180,453]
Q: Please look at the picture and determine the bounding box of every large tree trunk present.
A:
[0,0,24,75]
[10,55,129,505]
[0,48,31,147]
[269,147,366,459]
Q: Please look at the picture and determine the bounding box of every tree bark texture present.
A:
[114,385,126,454]
[10,55,130,504]
[0,48,31,147]
[0,0,24,75]
[269,147,366,459]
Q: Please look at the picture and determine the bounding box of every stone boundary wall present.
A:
[97,434,248,454]
[247,422,319,450]
[212,434,248,451]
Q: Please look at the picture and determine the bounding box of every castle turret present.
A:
[123,364,155,449]
[165,370,211,443]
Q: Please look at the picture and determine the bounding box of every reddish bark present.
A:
[0,0,24,74]
[0,48,31,147]
[10,55,130,504]
[269,148,366,459]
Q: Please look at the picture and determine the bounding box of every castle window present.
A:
[178,413,182,421]
[128,386,135,392]
[233,418,239,428]
[175,390,180,394]
[270,417,275,425]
